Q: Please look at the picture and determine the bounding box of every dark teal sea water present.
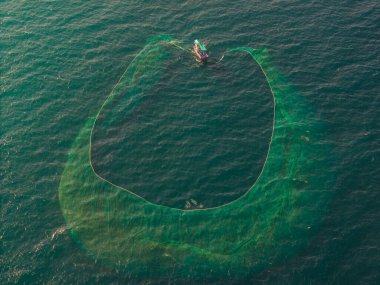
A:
[2,1,379,284]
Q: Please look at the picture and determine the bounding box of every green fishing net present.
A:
[59,35,332,279]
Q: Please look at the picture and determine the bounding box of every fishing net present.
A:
[58,35,332,279]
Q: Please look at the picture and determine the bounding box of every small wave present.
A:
[33,226,67,252]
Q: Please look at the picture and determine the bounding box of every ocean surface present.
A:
[2,0,379,284]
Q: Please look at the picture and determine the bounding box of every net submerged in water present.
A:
[58,35,332,279]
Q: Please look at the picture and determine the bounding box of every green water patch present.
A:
[91,41,273,209]
[58,35,333,279]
